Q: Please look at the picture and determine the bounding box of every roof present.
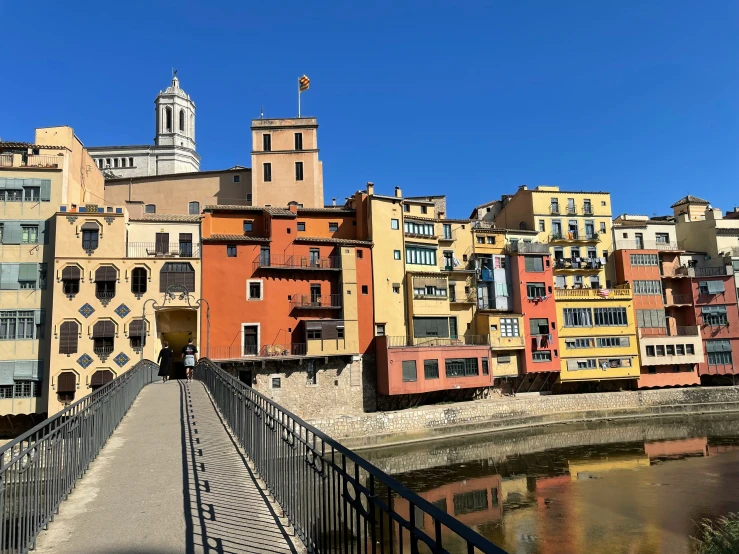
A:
[670,195,709,208]
[160,76,191,101]
[129,214,201,223]
[298,207,356,215]
[0,141,66,150]
[204,205,295,218]
[294,236,373,246]
[203,234,271,243]
[105,167,250,184]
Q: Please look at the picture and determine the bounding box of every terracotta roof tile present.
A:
[294,236,373,246]
[670,195,709,208]
[204,234,271,242]
[0,141,66,150]
[129,214,201,223]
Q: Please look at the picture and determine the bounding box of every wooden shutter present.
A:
[57,371,76,393]
[95,266,117,282]
[92,320,115,338]
[179,233,192,242]
[128,319,145,338]
[323,321,340,340]
[59,321,79,354]
[90,370,114,387]
[62,266,81,280]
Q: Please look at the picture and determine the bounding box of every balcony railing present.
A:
[506,241,550,254]
[209,343,307,360]
[93,346,114,358]
[386,335,489,348]
[0,153,63,168]
[554,286,633,300]
[565,206,577,215]
[638,326,700,337]
[663,293,692,306]
[404,230,437,239]
[661,266,732,278]
[0,154,12,167]
[553,257,603,271]
[471,221,495,230]
[126,242,201,258]
[550,230,600,242]
[550,205,561,214]
[490,335,526,349]
[614,239,682,251]
[252,254,341,271]
[290,294,342,309]
[582,204,594,215]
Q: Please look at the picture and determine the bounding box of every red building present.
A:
[201,204,375,418]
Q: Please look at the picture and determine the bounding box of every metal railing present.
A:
[0,359,157,554]
[209,343,308,360]
[614,239,682,251]
[386,335,489,348]
[126,242,201,258]
[549,230,600,242]
[639,326,700,337]
[506,242,550,254]
[553,257,603,270]
[253,254,341,271]
[663,293,692,305]
[25,155,62,168]
[554,287,633,299]
[195,358,503,554]
[290,294,342,309]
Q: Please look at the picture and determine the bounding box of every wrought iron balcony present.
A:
[252,254,341,271]
[553,257,603,271]
[614,239,682,251]
[209,343,308,360]
[550,230,600,243]
[386,335,489,348]
[127,242,201,258]
[565,206,577,215]
[289,294,342,309]
[582,204,594,215]
[554,286,633,300]
[550,205,560,214]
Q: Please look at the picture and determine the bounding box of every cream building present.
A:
[48,206,201,414]
[0,127,104,420]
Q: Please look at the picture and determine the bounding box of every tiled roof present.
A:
[299,207,356,214]
[105,167,250,184]
[204,205,295,218]
[264,207,296,217]
[0,141,65,150]
[204,234,271,242]
[294,236,373,246]
[129,214,201,223]
[670,195,709,208]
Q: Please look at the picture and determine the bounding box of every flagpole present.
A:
[298,80,301,118]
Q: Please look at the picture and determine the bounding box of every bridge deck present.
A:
[35,380,302,554]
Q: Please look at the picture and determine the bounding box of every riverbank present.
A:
[309,386,739,449]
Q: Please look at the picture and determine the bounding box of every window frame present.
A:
[247,279,263,301]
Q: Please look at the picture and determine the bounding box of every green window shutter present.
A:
[0,264,20,290]
[0,362,14,385]
[2,221,22,244]
[39,179,51,201]
[18,263,38,282]
[708,281,725,294]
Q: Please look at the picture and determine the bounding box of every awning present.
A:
[57,372,77,393]
[305,321,323,330]
[128,319,145,337]
[90,370,114,387]
[92,320,115,338]
[412,276,447,289]
[62,266,81,280]
[95,266,117,282]
[81,222,99,230]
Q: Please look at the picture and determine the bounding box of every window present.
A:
[392,285,400,294]
[62,266,81,295]
[114,158,119,168]
[393,250,401,260]
[307,327,322,340]
[497,355,511,364]
[533,351,552,362]
[260,246,270,266]
[597,337,629,347]
[247,280,263,300]
[20,225,38,245]
[482,358,489,374]
[233,175,241,183]
[539,220,545,232]
[263,163,272,182]
[376,324,386,336]
[413,317,452,338]
[178,233,192,257]
[272,377,281,389]
[59,320,79,354]
[131,267,147,295]
[179,109,185,131]
[477,236,485,244]
[391,219,399,230]
[129,157,134,166]
[95,266,117,300]
[600,222,607,233]
[676,344,685,355]
[698,280,726,295]
[92,320,115,357]
[328,222,339,232]
[702,306,728,326]
[82,228,99,251]
[646,345,655,356]
[404,204,410,213]
[356,249,363,259]
[404,221,435,236]
[294,132,303,150]
[566,338,595,348]
[594,307,628,326]
[445,358,478,378]
[629,254,659,266]
[263,134,272,151]
[188,201,200,215]
[500,318,520,337]
[297,222,306,232]
[529,318,549,336]
[295,162,304,181]
[486,236,495,244]
[0,310,43,340]
[145,204,156,214]
[443,224,452,239]
[405,246,437,266]
[227,245,237,257]
[160,262,195,292]
[656,233,669,244]
[563,308,592,327]
[421,206,428,214]
[524,257,544,272]
[361,285,368,295]
[666,345,675,355]
[656,345,665,356]
[424,360,439,379]
[583,199,592,213]
[633,280,662,295]
[243,220,253,233]
[686,344,695,355]
[129,319,146,349]
[527,283,546,299]
[23,187,40,202]
[402,360,417,382]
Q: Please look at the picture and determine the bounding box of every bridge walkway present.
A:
[34,380,302,554]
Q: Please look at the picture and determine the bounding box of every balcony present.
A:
[661,265,732,278]
[506,242,550,254]
[93,346,115,360]
[554,286,633,300]
[565,206,578,215]
[0,153,63,169]
[209,343,307,361]
[663,293,692,307]
[614,239,682,251]
[553,257,603,272]
[582,204,594,215]
[252,254,341,271]
[490,335,525,350]
[386,335,489,348]
[550,205,561,215]
[290,294,342,310]
[549,230,600,243]
[449,291,476,303]
[127,242,201,258]
[639,326,700,338]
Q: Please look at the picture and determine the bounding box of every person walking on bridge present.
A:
[182,338,198,382]
[157,341,173,383]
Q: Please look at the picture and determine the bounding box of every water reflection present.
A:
[363,414,739,554]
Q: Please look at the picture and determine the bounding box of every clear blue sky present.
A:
[3,1,738,218]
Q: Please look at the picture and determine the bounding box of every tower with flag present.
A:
[298,75,310,117]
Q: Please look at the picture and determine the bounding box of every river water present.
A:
[360,414,739,554]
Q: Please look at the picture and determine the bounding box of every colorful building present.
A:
[0,127,105,422]
[48,205,201,414]
[200,204,374,418]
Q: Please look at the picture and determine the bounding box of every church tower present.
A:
[155,74,196,152]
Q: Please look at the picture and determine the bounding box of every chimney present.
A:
[366,182,374,195]
[332,197,336,206]
[288,204,299,214]
[394,186,402,198]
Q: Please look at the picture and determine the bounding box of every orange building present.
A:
[200,204,375,418]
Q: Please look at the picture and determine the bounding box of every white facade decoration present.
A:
[88,75,200,178]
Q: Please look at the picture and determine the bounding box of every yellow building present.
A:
[48,206,201,414]
[0,128,104,420]
[492,185,640,386]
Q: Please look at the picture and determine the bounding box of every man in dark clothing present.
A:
[182,338,198,382]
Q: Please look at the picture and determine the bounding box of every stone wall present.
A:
[310,386,739,447]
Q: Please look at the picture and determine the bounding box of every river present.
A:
[360,413,739,554]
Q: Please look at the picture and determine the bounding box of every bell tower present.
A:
[154,72,196,152]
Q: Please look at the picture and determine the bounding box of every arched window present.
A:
[188,201,200,215]
[95,265,117,301]
[121,158,126,168]
[131,267,147,295]
[59,321,79,354]
[179,110,185,132]
[90,369,114,391]
[160,262,195,293]
[145,204,156,214]
[165,107,172,132]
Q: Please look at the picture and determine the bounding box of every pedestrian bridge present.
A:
[0,360,505,554]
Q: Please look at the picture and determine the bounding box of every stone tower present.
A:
[155,74,196,151]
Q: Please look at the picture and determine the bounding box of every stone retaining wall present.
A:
[310,386,739,448]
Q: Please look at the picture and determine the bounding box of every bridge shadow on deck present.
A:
[179,381,301,554]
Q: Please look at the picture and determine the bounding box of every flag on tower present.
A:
[299,75,310,92]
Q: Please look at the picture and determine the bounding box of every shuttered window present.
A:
[413,317,450,338]
[633,280,662,295]
[92,320,115,338]
[155,233,169,254]
[90,370,114,389]
[62,266,81,281]
[57,371,76,393]
[129,319,146,348]
[524,256,544,272]
[636,309,666,328]
[95,266,117,282]
[59,321,79,354]
[160,262,195,293]
[593,308,628,326]
[402,360,417,382]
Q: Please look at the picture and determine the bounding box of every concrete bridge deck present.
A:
[34,380,303,554]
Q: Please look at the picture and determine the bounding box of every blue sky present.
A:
[3,1,738,218]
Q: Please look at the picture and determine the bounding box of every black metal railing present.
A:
[0,359,157,554]
[386,335,490,348]
[209,343,308,359]
[290,294,342,309]
[195,359,504,554]
[126,242,201,258]
[252,254,341,271]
